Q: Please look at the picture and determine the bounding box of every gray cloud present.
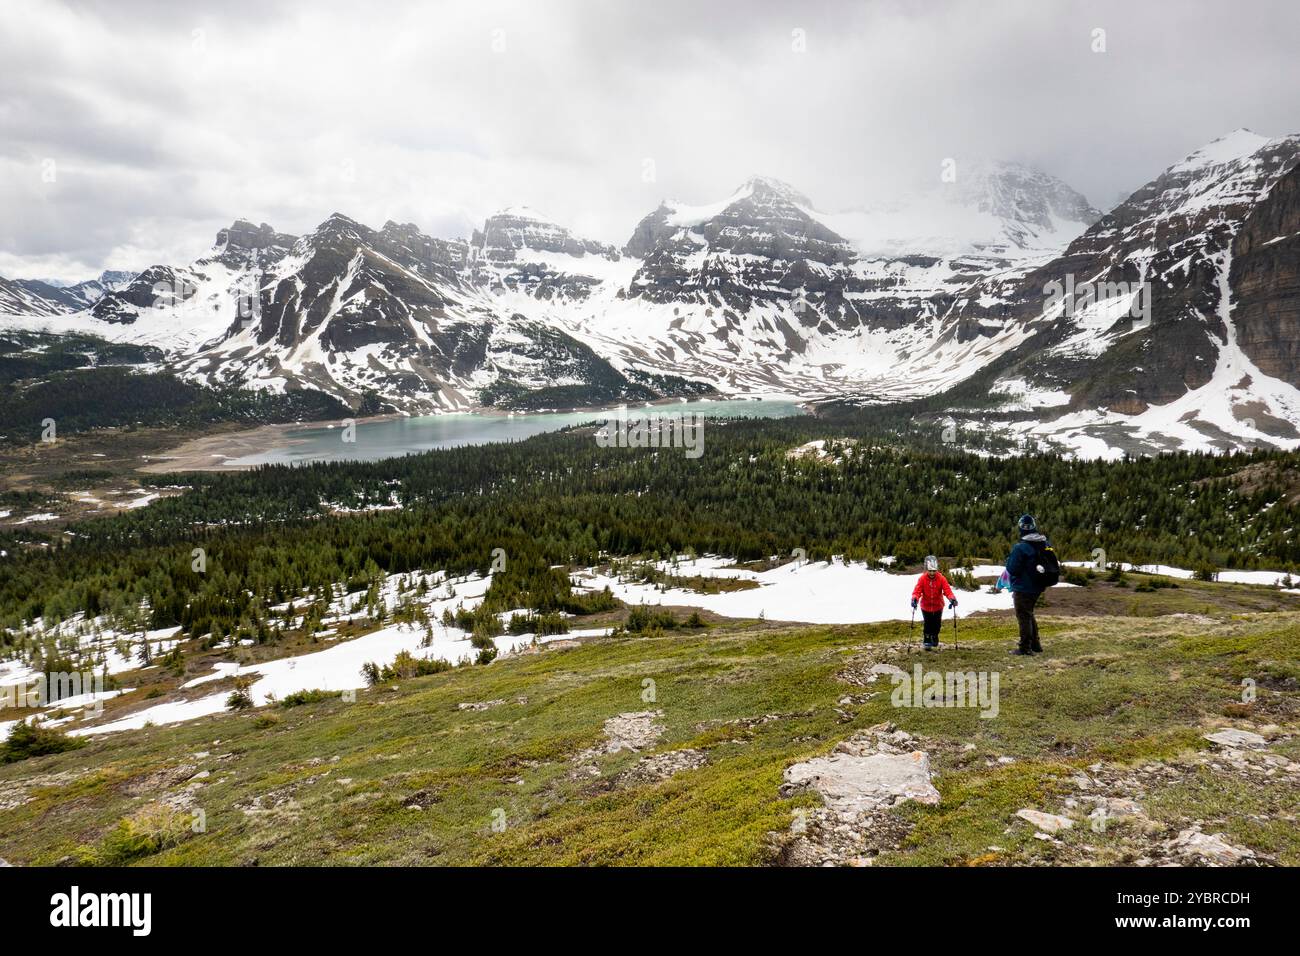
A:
[3,0,1298,281]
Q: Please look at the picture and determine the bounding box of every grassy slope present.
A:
[1,594,1297,867]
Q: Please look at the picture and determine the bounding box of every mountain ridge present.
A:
[3,132,1298,454]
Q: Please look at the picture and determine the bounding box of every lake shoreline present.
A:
[139,396,813,473]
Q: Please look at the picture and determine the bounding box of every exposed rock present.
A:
[0,768,88,812]
[1016,808,1075,833]
[1080,795,1146,820]
[783,750,940,818]
[783,727,941,819]
[1204,728,1269,749]
[1168,827,1257,866]
[1232,161,1300,388]
[599,710,666,754]
[775,727,940,866]
[162,780,205,812]
[477,206,619,264]
[837,654,910,687]
[571,710,667,778]
[457,699,505,712]
[618,749,707,787]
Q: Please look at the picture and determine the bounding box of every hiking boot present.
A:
[1011,647,1032,656]
[1031,645,1044,654]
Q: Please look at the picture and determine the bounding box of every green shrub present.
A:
[361,651,453,685]
[625,605,678,633]
[90,804,191,864]
[0,719,85,764]
[947,568,979,591]
[561,586,620,614]
[280,689,344,708]
[1063,567,1091,587]
[225,675,256,711]
[507,611,571,636]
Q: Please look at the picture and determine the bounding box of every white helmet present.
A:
[924,555,939,571]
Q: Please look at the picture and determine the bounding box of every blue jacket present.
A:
[1006,533,1049,594]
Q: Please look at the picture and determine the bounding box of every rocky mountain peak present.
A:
[1169,128,1272,174]
[945,159,1101,233]
[215,219,294,253]
[737,175,814,208]
[474,206,618,263]
[314,212,366,237]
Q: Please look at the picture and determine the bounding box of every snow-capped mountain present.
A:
[468,206,627,303]
[556,170,1093,397]
[0,276,73,317]
[3,131,1298,453]
[937,129,1300,456]
[475,206,620,264]
[818,160,1101,261]
[62,270,138,307]
[0,166,1101,406]
[26,213,695,412]
[0,270,137,317]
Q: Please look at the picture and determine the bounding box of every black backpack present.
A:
[1031,542,1061,589]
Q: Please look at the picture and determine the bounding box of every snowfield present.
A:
[2,556,1294,739]
[574,555,1020,625]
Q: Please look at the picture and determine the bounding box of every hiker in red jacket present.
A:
[911,555,958,650]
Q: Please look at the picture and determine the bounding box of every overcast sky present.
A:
[3,0,1299,281]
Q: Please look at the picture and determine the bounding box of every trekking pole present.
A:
[911,605,916,646]
[952,604,958,650]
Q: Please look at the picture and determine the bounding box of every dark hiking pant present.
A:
[1013,591,1041,650]
[921,610,943,646]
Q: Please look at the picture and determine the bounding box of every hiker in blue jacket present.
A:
[1004,514,1052,655]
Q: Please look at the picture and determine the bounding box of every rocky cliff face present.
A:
[1232,162,1300,387]
[212,220,297,268]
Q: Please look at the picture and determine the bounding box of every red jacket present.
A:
[912,572,956,612]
